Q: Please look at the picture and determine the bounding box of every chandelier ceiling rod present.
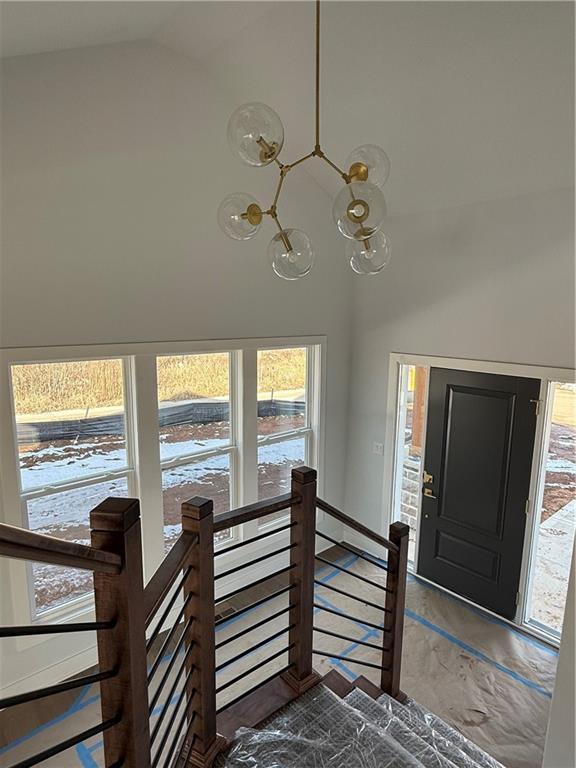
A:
[315,0,320,151]
[218,0,393,278]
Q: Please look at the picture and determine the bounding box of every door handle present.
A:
[423,470,434,484]
[423,487,437,500]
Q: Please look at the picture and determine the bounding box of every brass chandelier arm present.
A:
[269,208,293,251]
[272,172,287,209]
[285,151,316,171]
[316,150,349,182]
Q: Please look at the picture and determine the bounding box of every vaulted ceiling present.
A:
[1,1,573,216]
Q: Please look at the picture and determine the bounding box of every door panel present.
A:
[417,368,540,619]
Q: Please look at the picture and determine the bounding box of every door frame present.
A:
[383,352,575,644]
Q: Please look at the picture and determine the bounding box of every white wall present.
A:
[344,187,575,533]
[0,39,352,501]
[544,550,576,768]
[0,40,352,691]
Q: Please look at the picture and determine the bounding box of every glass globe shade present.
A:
[332,181,387,240]
[217,193,261,240]
[346,144,391,188]
[347,230,391,275]
[268,229,315,280]
[227,102,284,167]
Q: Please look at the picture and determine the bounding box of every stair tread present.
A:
[217,684,427,767]
[345,688,470,768]
[377,692,503,768]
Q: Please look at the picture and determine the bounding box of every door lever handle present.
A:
[423,487,437,499]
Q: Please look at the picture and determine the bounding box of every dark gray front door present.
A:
[417,368,540,619]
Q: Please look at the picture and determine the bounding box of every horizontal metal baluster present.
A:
[216,564,296,605]
[315,531,390,572]
[0,667,118,709]
[215,604,295,650]
[151,668,196,766]
[8,714,120,768]
[314,580,391,613]
[148,617,195,713]
[313,602,389,632]
[0,619,116,637]
[214,544,296,581]
[214,522,295,556]
[215,624,295,673]
[315,555,392,593]
[215,643,295,695]
[215,583,295,628]
[216,663,294,714]
[161,705,197,768]
[313,626,389,652]
[313,649,390,671]
[146,565,192,651]
[149,642,195,744]
[147,593,193,682]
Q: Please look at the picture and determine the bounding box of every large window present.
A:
[157,354,234,551]
[10,359,133,616]
[4,342,322,621]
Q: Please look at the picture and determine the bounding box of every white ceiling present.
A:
[1,1,573,215]
[0,2,179,58]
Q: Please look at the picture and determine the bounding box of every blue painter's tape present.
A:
[362,547,558,658]
[76,743,99,768]
[315,557,553,699]
[404,608,552,698]
[0,684,96,757]
[409,574,558,657]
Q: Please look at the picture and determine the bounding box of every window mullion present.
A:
[130,355,164,582]
[160,445,233,471]
[238,349,258,539]
[0,358,31,626]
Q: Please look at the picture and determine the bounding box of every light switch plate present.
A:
[372,442,384,456]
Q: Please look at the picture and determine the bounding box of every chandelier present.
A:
[217,0,391,279]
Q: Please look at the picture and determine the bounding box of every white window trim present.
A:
[383,351,575,646]
[0,336,325,692]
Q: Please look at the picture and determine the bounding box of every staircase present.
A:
[1,466,410,767]
[216,679,503,768]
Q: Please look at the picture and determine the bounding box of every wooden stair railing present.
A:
[0,466,409,768]
[315,497,409,699]
[0,497,149,768]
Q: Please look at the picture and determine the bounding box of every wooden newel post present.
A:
[381,521,410,699]
[181,497,227,767]
[90,497,151,768]
[282,466,322,694]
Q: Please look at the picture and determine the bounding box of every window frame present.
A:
[0,337,325,635]
[255,345,316,529]
[9,356,137,623]
[156,350,239,553]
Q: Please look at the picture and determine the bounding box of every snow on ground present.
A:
[22,420,305,613]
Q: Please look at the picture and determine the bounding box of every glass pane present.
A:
[27,477,129,615]
[528,383,576,635]
[257,349,306,437]
[11,360,127,491]
[395,365,429,564]
[258,438,306,525]
[162,455,231,552]
[157,354,230,462]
